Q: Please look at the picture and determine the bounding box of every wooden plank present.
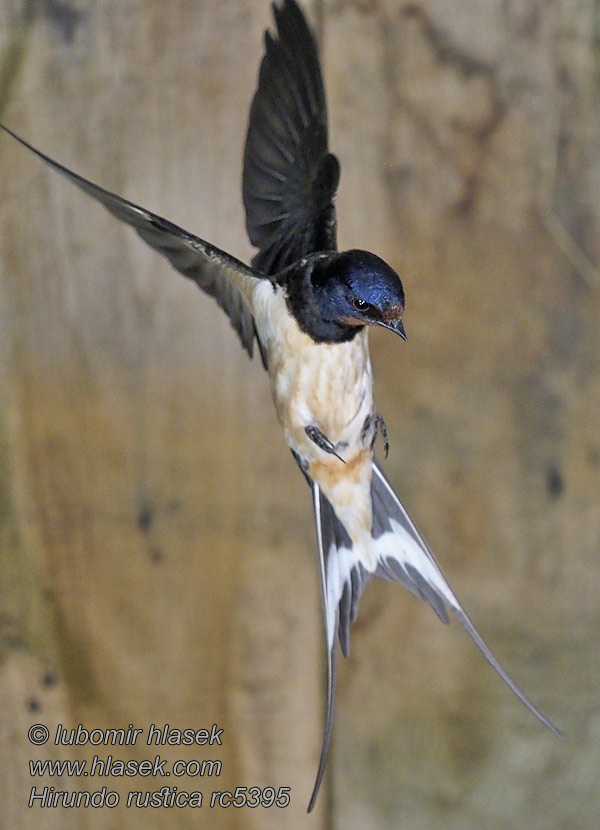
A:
[1,2,324,827]
[1,1,599,828]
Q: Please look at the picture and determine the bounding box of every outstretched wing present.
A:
[243,0,340,275]
[1,125,268,363]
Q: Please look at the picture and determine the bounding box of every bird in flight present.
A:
[1,0,559,812]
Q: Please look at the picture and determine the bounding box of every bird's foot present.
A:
[362,412,389,458]
[305,425,346,463]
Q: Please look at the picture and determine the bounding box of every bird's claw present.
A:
[362,412,389,458]
[376,413,389,458]
[305,425,346,463]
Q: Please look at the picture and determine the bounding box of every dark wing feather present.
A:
[243,0,340,275]
[1,125,267,364]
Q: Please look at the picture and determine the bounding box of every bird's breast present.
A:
[252,283,375,461]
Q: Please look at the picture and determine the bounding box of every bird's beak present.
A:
[378,318,407,341]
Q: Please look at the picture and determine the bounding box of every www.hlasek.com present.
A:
[27,722,291,809]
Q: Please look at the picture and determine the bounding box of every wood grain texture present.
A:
[1,1,599,828]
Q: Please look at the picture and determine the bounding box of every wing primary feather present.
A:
[252,212,291,227]
[243,0,338,272]
[263,33,312,132]
[273,0,324,117]
[251,114,296,165]
[251,191,284,204]
[245,153,288,183]
[1,124,266,361]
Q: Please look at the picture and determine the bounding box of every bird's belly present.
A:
[271,329,373,457]
[274,336,376,543]
[253,284,376,541]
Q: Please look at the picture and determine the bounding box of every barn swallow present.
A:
[1,0,559,812]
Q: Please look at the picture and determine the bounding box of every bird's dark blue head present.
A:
[307,249,407,342]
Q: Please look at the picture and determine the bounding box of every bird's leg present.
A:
[376,413,389,458]
[305,425,346,464]
[362,412,389,458]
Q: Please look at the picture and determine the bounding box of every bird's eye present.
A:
[353,298,370,312]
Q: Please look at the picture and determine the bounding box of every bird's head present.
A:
[309,249,407,340]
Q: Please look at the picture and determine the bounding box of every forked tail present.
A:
[307,461,561,812]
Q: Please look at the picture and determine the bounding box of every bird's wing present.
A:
[1,125,268,364]
[243,0,340,275]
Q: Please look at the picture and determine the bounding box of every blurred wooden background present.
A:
[1,0,599,827]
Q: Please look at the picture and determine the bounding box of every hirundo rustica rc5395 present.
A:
[1,0,560,812]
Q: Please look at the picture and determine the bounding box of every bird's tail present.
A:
[307,460,560,812]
